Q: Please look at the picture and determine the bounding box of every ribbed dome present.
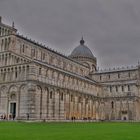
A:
[70,37,95,59]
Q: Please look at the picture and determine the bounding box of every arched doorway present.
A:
[9,93,17,120]
[8,85,18,120]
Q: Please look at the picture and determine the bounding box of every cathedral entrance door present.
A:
[10,102,16,119]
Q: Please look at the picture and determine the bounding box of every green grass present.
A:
[0,122,140,140]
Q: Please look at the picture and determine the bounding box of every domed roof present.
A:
[70,37,95,59]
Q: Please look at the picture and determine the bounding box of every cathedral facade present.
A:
[0,17,140,121]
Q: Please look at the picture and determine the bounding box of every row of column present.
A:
[27,86,100,120]
[0,53,28,66]
[0,65,29,83]
[0,27,12,36]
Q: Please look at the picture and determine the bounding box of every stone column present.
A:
[65,93,70,120]
[118,100,122,120]
[70,94,74,119]
[41,89,47,119]
[40,90,43,119]
[90,100,93,119]
[82,98,86,119]
[60,92,65,120]
[133,99,137,120]
[54,89,59,120]
[80,97,83,119]
[95,101,99,120]
[46,88,50,119]
[92,100,96,119]
[27,83,36,119]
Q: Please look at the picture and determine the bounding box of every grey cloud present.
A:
[1,0,140,68]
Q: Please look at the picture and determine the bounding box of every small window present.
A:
[111,101,114,109]
[128,85,130,91]
[39,68,41,75]
[118,73,120,78]
[122,86,124,92]
[46,70,48,77]
[8,37,11,45]
[110,86,112,92]
[15,71,18,78]
[61,93,63,101]
[108,74,110,79]
[3,72,6,81]
[100,75,102,81]
[116,86,118,92]
[50,92,53,99]
[1,39,4,46]
[5,38,7,50]
[22,45,25,53]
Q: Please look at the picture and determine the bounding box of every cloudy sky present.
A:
[1,0,140,68]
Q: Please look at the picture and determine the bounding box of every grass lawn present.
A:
[0,122,140,140]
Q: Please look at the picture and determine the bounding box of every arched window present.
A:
[100,75,102,81]
[1,39,4,46]
[5,29,7,35]
[128,85,130,91]
[15,71,18,78]
[110,86,112,92]
[8,37,11,46]
[22,45,25,53]
[2,28,4,35]
[61,93,63,101]
[27,64,29,69]
[116,86,118,92]
[111,101,114,109]
[1,39,4,50]
[8,30,10,35]
[108,74,110,79]
[122,86,124,92]
[39,68,41,75]
[5,38,7,50]
[50,91,53,99]
[118,73,120,78]
[3,72,6,81]
[46,69,48,77]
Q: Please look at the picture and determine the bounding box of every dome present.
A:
[70,37,95,59]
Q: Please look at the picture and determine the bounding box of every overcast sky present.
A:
[1,0,140,68]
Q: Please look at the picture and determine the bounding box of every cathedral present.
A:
[0,16,140,121]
